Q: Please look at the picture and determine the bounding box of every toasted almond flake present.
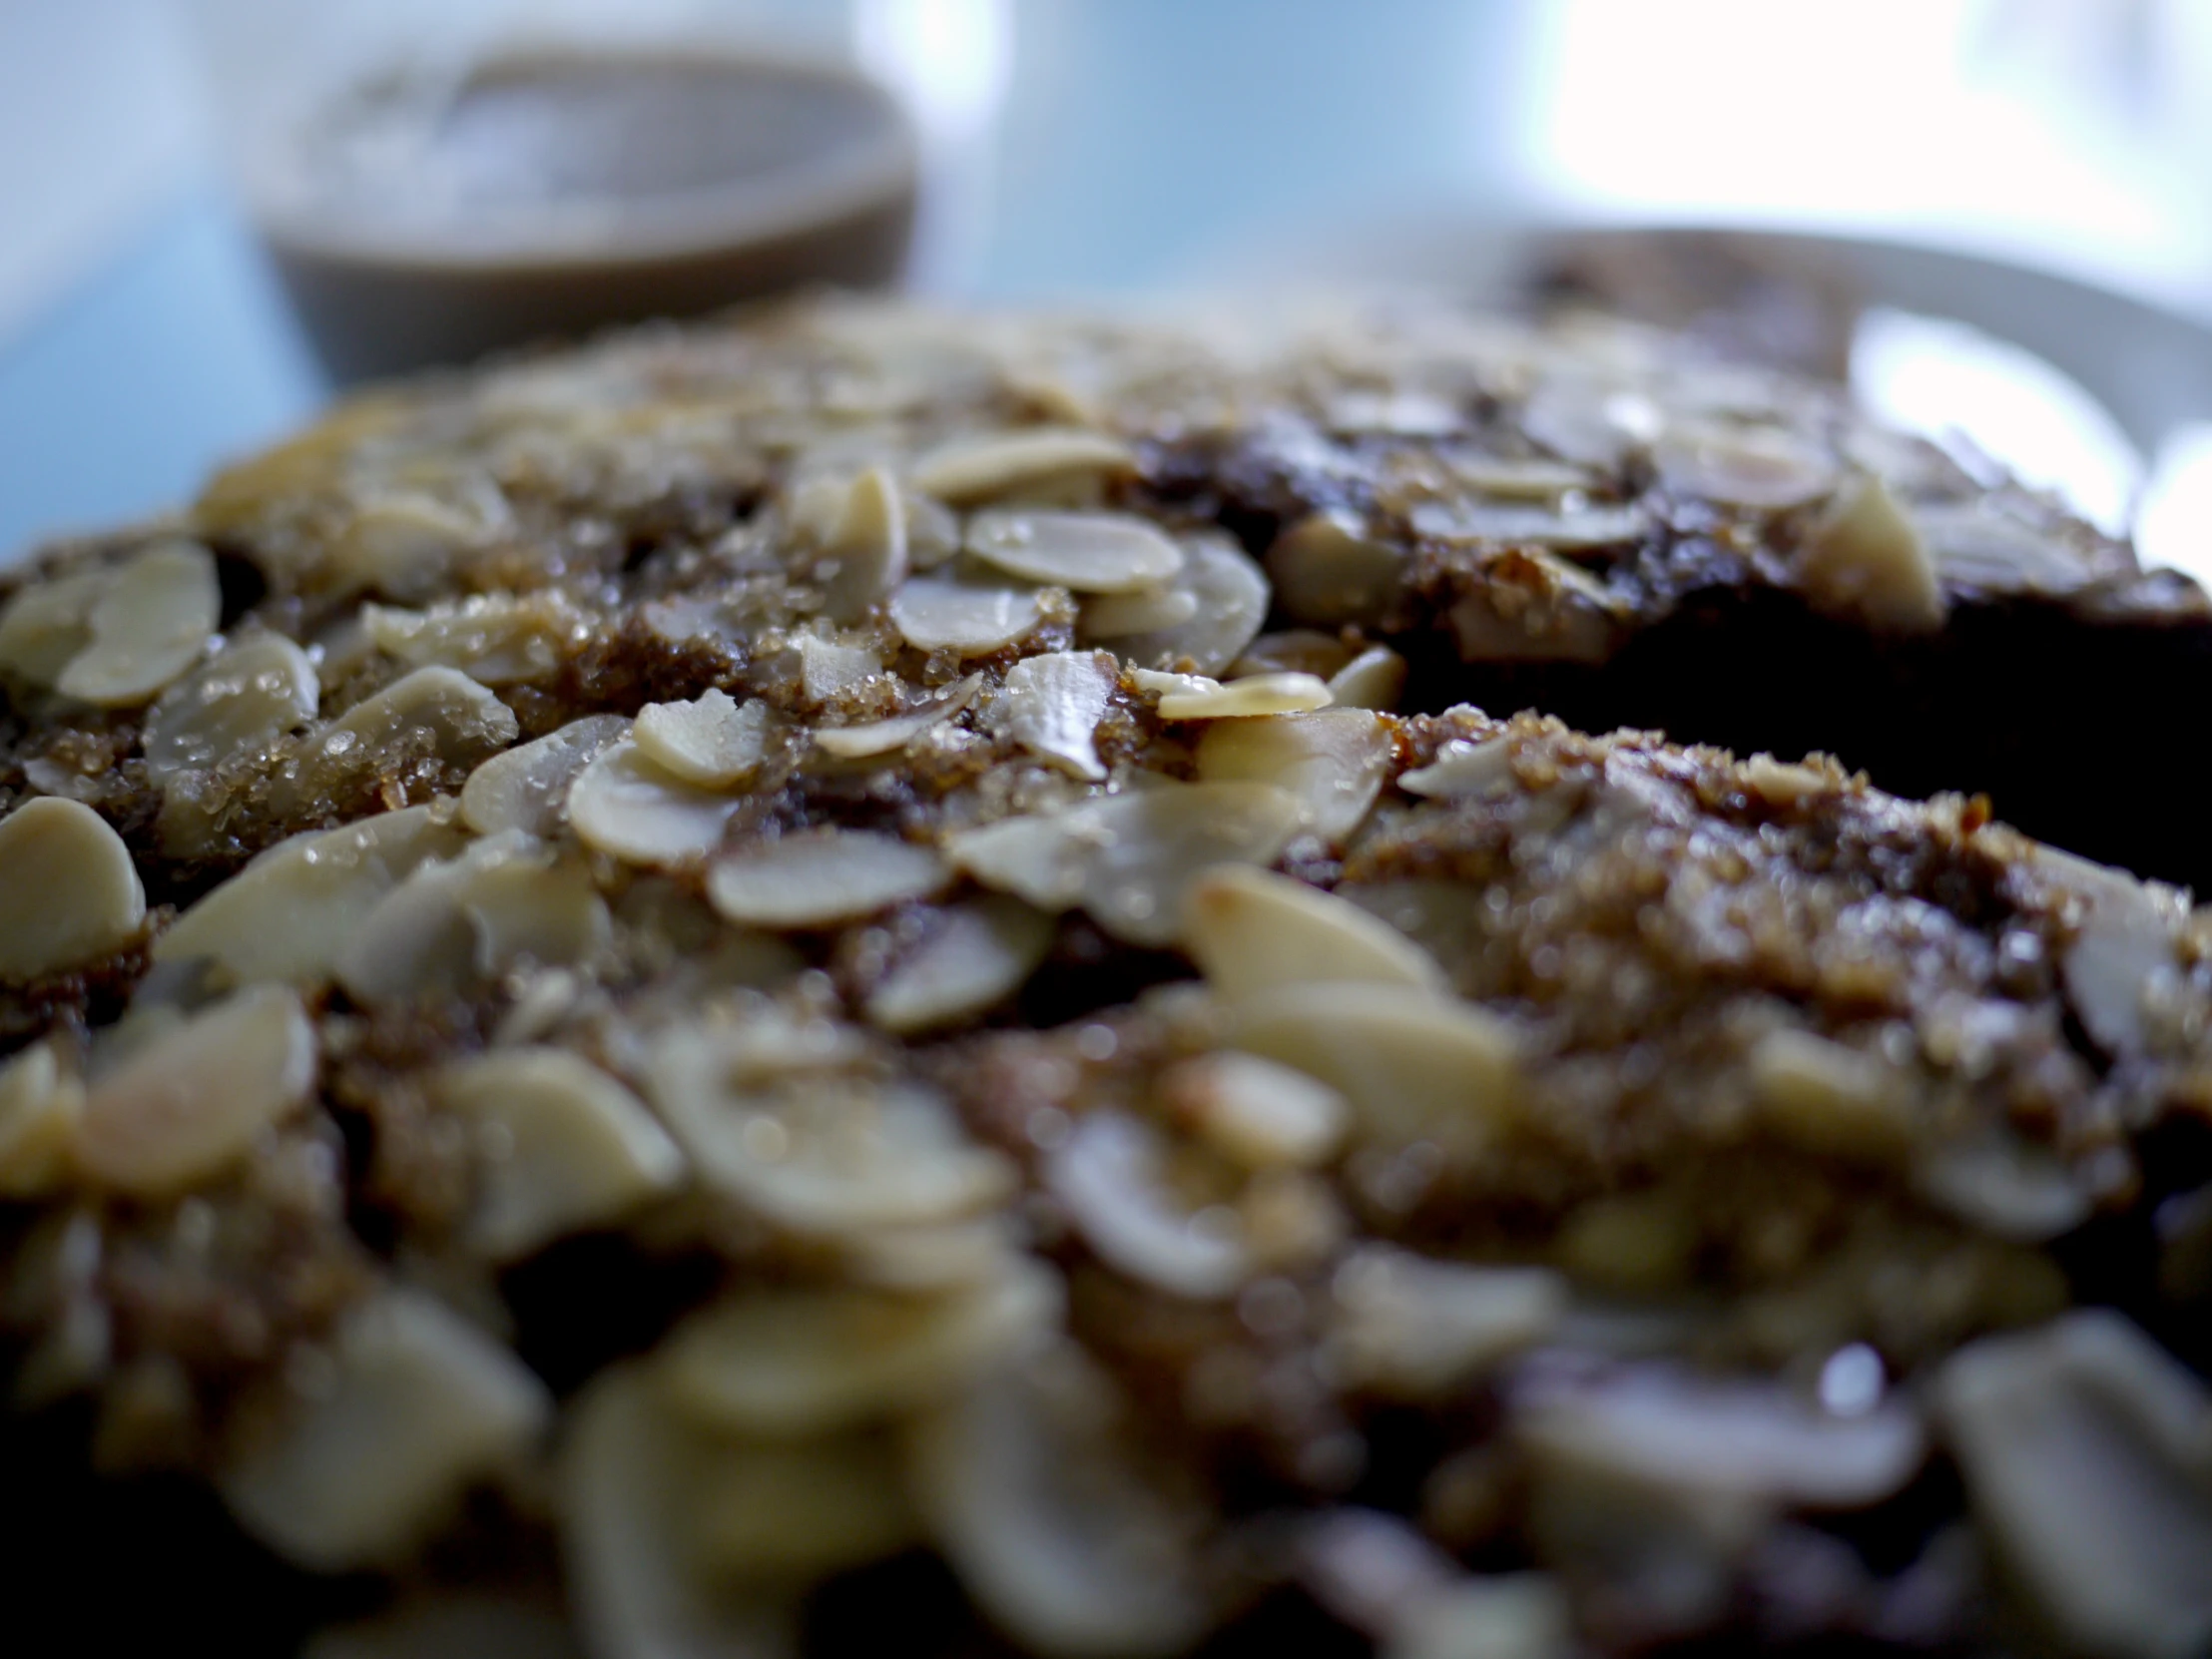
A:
[996,650,1116,780]
[334,832,611,1003]
[1328,387,1462,435]
[328,491,503,601]
[0,567,106,687]
[633,689,777,788]
[1399,737,1517,800]
[1185,865,1447,998]
[1160,1050,1347,1169]
[1081,585,1200,638]
[157,805,469,986]
[818,465,909,620]
[1326,646,1408,712]
[1918,502,2092,596]
[223,1288,550,1571]
[0,1042,82,1198]
[0,798,147,981]
[1796,472,1944,633]
[708,829,948,928]
[815,675,981,759]
[689,1430,919,1580]
[2061,870,2175,1059]
[1654,422,1838,509]
[796,633,884,702]
[661,1271,1058,1437]
[143,632,319,780]
[947,780,1303,948]
[361,591,578,685]
[1329,1249,1566,1398]
[1446,549,1626,665]
[1748,1028,1916,1158]
[568,740,743,866]
[1194,709,1392,841]
[910,426,1135,505]
[459,713,630,837]
[1266,511,1406,626]
[1227,983,1519,1159]
[865,895,1056,1034]
[562,1368,803,1659]
[291,666,520,803]
[54,540,221,707]
[1935,1311,2212,1659]
[1157,671,1333,721]
[1448,452,1595,500]
[1045,1109,1249,1300]
[432,1047,684,1261]
[642,1022,1013,1237]
[1742,752,1832,805]
[966,509,1185,594]
[77,985,314,1196]
[906,1359,1216,1659]
[889,577,1046,654]
[1522,378,1663,466]
[1409,500,1651,550]
[1129,668,1215,698]
[1516,1363,1926,1512]
[1915,1129,2094,1242]
[1109,534,1270,675]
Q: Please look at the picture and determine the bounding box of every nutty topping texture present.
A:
[0,293,2209,1659]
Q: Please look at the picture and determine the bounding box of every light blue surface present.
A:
[0,188,324,561]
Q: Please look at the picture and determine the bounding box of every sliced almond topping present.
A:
[1108,534,1270,675]
[334,832,611,1003]
[459,713,630,837]
[1742,752,1832,806]
[143,633,319,780]
[1915,1129,2094,1243]
[1410,500,1650,552]
[432,1047,683,1261]
[1329,1248,1566,1399]
[1326,646,1408,712]
[0,1041,83,1198]
[77,985,314,1196]
[1156,671,1333,721]
[1081,584,1200,639]
[568,740,743,866]
[1796,472,1944,633]
[328,490,504,602]
[642,1022,1012,1238]
[562,1368,804,1659]
[223,1288,550,1571]
[361,591,578,685]
[1748,1028,1915,1158]
[0,567,107,688]
[864,895,1056,1035]
[1184,865,1447,998]
[291,666,520,804]
[996,650,1116,780]
[797,633,884,703]
[1045,1109,1250,1300]
[660,1271,1058,1436]
[905,1357,1217,1659]
[889,577,1047,655]
[910,426,1135,505]
[0,798,146,981]
[947,780,1304,948]
[633,689,777,788]
[1227,983,1519,1159]
[1160,1050,1347,1170]
[815,675,981,760]
[1195,709,1392,840]
[708,829,947,928]
[1654,422,1838,509]
[817,465,910,621]
[1399,738,1517,801]
[1448,452,1594,500]
[1936,1311,2212,1659]
[156,805,469,987]
[966,509,1185,594]
[1266,510,1405,627]
[52,540,221,707]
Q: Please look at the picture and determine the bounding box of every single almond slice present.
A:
[815,675,980,760]
[0,798,147,981]
[889,577,1046,655]
[56,540,221,707]
[143,632,319,780]
[1156,671,1333,721]
[459,713,631,837]
[568,740,743,866]
[1195,709,1392,842]
[910,426,1135,505]
[1183,865,1447,998]
[864,895,1055,1034]
[994,650,1116,781]
[633,690,777,788]
[965,509,1185,594]
[708,829,948,928]
[77,985,315,1196]
[1160,1050,1348,1170]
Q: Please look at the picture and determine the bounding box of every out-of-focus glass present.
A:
[184,0,918,381]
